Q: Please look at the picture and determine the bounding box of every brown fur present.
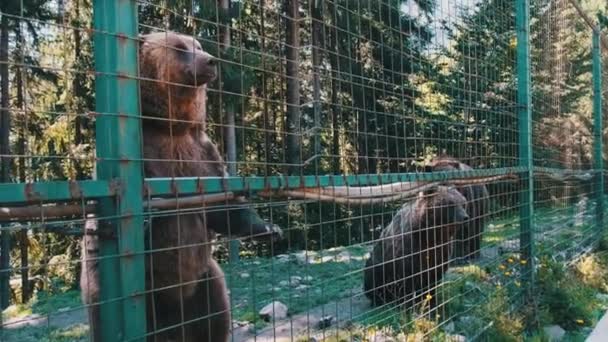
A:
[363,186,469,310]
[81,32,280,342]
[425,155,490,261]
[80,218,101,342]
[140,32,229,342]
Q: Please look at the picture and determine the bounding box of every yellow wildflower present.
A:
[576,319,584,325]
[520,259,527,265]
[425,294,433,300]
[504,271,511,276]
[515,281,521,287]
[507,258,514,263]
[499,264,506,270]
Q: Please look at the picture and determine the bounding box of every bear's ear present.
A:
[420,186,438,198]
[448,159,461,168]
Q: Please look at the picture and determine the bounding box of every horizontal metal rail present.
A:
[0,167,599,206]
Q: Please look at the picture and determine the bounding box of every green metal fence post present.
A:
[593,30,604,235]
[516,0,535,289]
[93,0,146,340]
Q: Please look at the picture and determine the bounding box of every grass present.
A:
[224,245,368,327]
[1,284,83,341]
[1,323,88,342]
[2,199,607,341]
[2,287,81,321]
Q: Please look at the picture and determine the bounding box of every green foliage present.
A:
[536,254,600,330]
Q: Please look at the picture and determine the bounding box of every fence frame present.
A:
[0,0,605,341]
[593,30,604,236]
[516,0,535,291]
[91,0,146,340]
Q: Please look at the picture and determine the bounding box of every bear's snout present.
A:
[193,53,217,85]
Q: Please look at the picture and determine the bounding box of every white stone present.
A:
[295,285,310,291]
[543,325,565,341]
[321,255,335,263]
[240,273,250,279]
[336,251,352,262]
[259,301,288,321]
[293,251,318,264]
[447,334,466,342]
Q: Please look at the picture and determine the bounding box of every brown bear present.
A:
[363,186,468,311]
[81,32,281,342]
[425,154,490,262]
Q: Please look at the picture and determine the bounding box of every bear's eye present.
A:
[174,43,188,51]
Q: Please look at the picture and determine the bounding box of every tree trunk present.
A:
[311,0,322,172]
[218,0,239,262]
[14,24,29,303]
[260,0,271,176]
[328,1,340,174]
[0,14,12,310]
[219,0,237,176]
[285,0,301,175]
[73,0,85,179]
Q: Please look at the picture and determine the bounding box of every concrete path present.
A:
[587,311,608,341]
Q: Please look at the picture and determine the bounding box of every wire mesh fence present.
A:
[0,0,606,341]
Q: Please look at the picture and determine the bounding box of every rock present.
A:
[233,320,250,327]
[276,254,290,263]
[318,315,334,329]
[271,287,282,292]
[320,255,334,263]
[295,285,310,291]
[444,321,455,333]
[480,246,498,259]
[259,301,288,322]
[240,273,250,279]
[499,239,520,253]
[294,251,318,264]
[543,325,565,341]
[336,251,351,262]
[289,277,301,287]
[447,334,466,342]
[279,280,290,287]
[302,276,313,283]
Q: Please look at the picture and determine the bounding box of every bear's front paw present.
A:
[263,224,283,242]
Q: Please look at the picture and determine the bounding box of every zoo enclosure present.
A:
[0,0,607,341]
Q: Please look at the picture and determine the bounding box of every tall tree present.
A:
[285,0,301,176]
[0,13,10,310]
[219,0,238,176]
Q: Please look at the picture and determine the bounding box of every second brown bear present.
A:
[426,155,490,262]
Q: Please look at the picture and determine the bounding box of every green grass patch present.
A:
[224,245,368,324]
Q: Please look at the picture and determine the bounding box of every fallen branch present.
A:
[261,174,519,204]
[0,174,519,221]
[535,171,594,182]
[0,192,236,221]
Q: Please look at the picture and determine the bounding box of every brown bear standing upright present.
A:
[81,32,281,342]
[425,154,490,262]
[140,32,269,342]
